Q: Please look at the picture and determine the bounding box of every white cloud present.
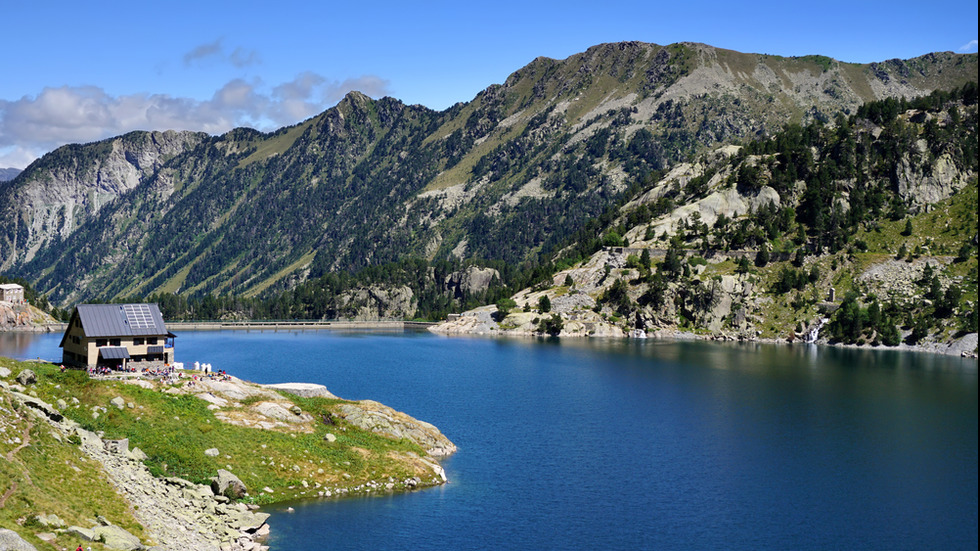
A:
[230,47,261,68]
[324,76,392,103]
[183,39,261,68]
[0,145,41,170]
[959,39,978,53]
[183,39,225,65]
[0,73,393,169]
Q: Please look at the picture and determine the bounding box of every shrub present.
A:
[536,314,563,336]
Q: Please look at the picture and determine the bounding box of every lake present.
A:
[2,330,977,550]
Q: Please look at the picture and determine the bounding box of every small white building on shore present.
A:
[0,283,25,304]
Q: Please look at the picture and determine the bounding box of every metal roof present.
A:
[99,346,131,359]
[76,303,169,338]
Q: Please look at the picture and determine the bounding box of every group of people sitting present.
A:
[184,369,232,387]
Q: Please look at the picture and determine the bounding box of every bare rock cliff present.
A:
[0,130,206,269]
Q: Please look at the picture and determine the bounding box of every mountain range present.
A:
[0,168,21,181]
[0,42,977,327]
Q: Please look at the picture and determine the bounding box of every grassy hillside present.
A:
[0,357,452,549]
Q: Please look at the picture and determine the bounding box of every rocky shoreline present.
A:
[4,381,272,551]
[430,310,979,359]
[1,366,456,551]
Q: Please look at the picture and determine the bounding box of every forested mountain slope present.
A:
[1,42,976,308]
[436,87,978,355]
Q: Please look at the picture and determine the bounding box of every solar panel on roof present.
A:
[123,304,155,329]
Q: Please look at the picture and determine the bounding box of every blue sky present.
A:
[1,0,976,169]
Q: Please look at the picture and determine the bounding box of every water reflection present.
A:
[1,330,976,551]
[0,331,58,361]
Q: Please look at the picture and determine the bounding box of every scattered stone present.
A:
[290,405,302,416]
[204,448,220,457]
[323,433,336,443]
[105,438,130,455]
[0,366,10,378]
[35,513,66,528]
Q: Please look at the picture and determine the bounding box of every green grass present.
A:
[1,359,145,551]
[11,361,443,512]
[237,120,312,169]
[855,178,978,256]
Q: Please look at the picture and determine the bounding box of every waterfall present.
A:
[803,318,829,343]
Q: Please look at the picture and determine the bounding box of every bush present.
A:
[496,297,517,313]
[536,314,563,336]
[603,231,624,247]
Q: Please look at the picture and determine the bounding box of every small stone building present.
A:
[0,283,25,304]
[60,303,176,370]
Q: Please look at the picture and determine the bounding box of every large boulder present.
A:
[252,402,311,423]
[0,529,38,551]
[66,526,95,541]
[9,392,63,423]
[15,369,37,386]
[92,525,144,551]
[211,469,247,499]
[336,400,457,457]
[262,382,337,399]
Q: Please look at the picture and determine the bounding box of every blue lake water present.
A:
[3,330,977,550]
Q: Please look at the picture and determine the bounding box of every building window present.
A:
[96,339,107,347]
[147,338,158,345]
[109,339,121,346]
[134,338,144,345]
